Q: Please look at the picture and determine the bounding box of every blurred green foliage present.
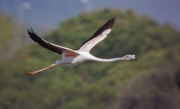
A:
[0,9,180,109]
[0,12,16,50]
[114,69,180,109]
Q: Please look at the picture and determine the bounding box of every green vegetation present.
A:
[113,69,180,109]
[0,12,16,50]
[0,9,180,109]
[0,12,28,60]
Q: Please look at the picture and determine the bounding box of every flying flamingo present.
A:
[26,18,137,75]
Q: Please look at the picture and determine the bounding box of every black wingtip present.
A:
[27,28,37,37]
[78,18,116,49]
[27,28,34,33]
[27,28,31,34]
[26,28,42,43]
[106,18,115,29]
[111,18,115,21]
[110,18,115,22]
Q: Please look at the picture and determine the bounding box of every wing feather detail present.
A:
[27,28,78,55]
[79,18,115,51]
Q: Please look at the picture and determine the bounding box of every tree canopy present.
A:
[0,8,180,109]
[0,12,16,50]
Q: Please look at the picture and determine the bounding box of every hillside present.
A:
[0,9,180,109]
[0,12,29,60]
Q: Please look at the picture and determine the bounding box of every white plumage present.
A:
[26,18,137,75]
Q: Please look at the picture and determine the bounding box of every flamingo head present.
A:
[124,55,137,61]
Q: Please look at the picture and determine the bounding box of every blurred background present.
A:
[0,0,180,109]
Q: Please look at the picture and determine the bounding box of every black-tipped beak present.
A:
[135,58,137,61]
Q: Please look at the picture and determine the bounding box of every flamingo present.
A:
[26,18,137,75]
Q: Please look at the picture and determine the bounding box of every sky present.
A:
[0,0,180,31]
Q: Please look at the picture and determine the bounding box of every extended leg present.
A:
[26,64,57,75]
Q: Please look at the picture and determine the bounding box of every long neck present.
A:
[91,56,126,62]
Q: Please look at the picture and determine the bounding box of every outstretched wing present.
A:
[79,18,115,51]
[27,28,78,56]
